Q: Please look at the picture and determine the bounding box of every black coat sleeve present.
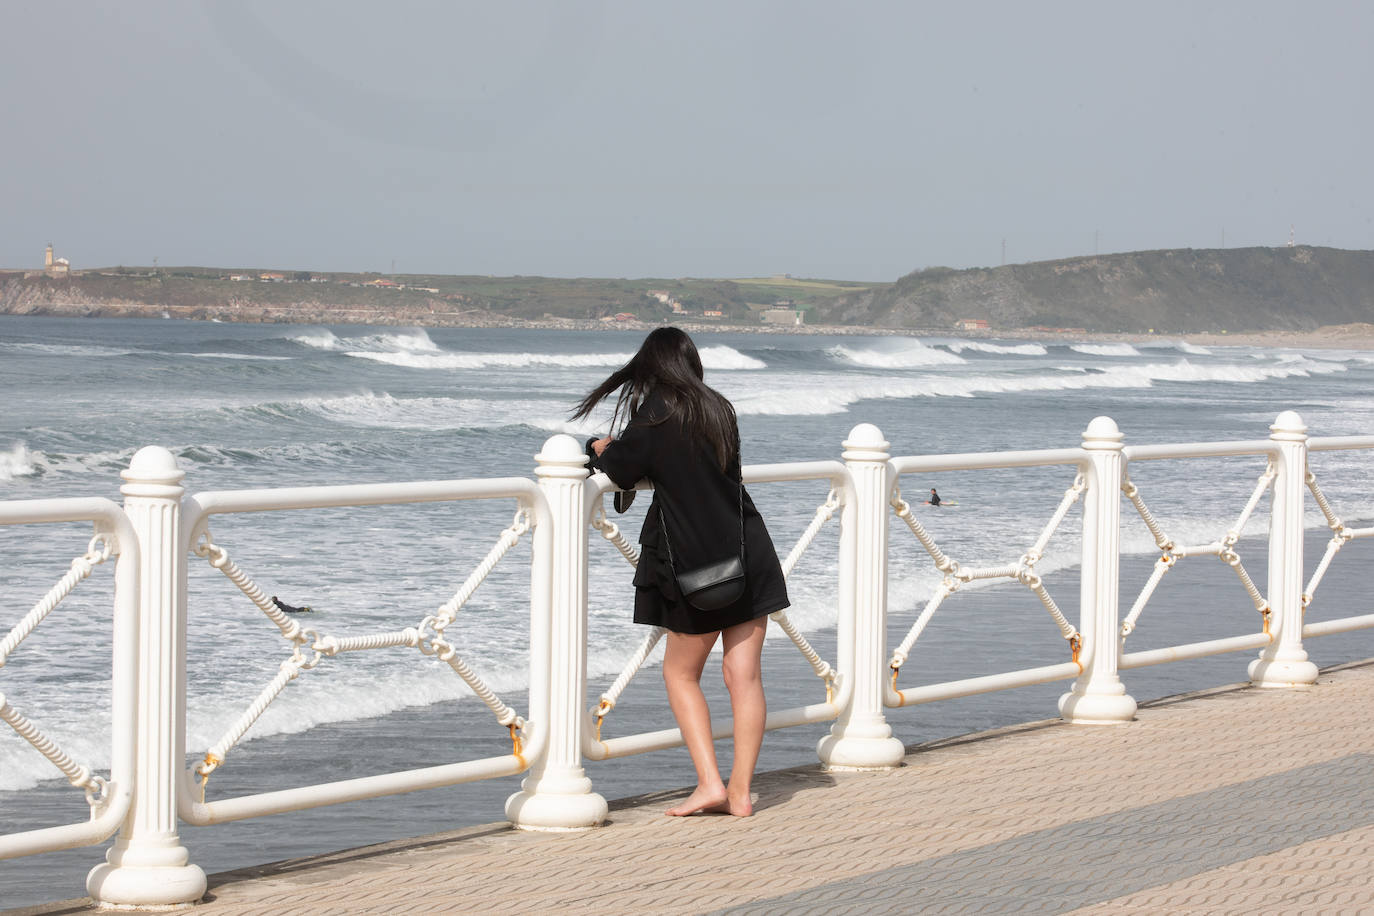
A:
[589,410,660,493]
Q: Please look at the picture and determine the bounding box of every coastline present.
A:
[5,301,1374,350]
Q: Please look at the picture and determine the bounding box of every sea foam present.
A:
[0,444,37,482]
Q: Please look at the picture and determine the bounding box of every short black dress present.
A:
[589,391,790,634]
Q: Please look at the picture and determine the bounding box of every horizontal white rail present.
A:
[1304,615,1374,638]
[892,447,1085,475]
[587,700,847,760]
[1121,632,1273,669]
[183,754,536,825]
[1123,440,1278,461]
[186,476,541,523]
[888,661,1082,708]
[1308,436,1374,452]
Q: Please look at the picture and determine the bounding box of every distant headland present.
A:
[3,245,1374,347]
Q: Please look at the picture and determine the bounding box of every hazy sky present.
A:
[4,1,1371,280]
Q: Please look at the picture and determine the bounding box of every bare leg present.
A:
[720,616,768,816]
[662,629,727,816]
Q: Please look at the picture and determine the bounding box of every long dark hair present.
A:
[572,327,738,470]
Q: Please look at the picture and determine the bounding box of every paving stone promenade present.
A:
[13,660,1374,915]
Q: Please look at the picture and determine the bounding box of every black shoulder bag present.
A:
[658,483,746,611]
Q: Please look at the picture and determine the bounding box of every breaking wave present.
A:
[945,341,1049,356]
[828,342,966,368]
[1069,343,1142,357]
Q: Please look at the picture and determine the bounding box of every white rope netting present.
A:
[888,477,1085,684]
[1119,463,1274,639]
[192,507,532,783]
[1301,464,1374,609]
[0,533,114,811]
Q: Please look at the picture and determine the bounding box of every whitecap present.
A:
[0,443,38,482]
[344,343,764,372]
[722,358,1349,417]
[945,340,1048,356]
[1,342,138,357]
[1175,341,1212,355]
[827,342,967,368]
[180,352,295,361]
[344,350,633,370]
[291,330,344,350]
[1069,343,1142,357]
[293,391,570,432]
[697,345,767,370]
[348,329,440,353]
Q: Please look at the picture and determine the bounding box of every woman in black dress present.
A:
[574,327,789,816]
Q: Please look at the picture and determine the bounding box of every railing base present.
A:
[87,856,207,907]
[1248,655,1320,688]
[816,731,905,770]
[504,785,607,831]
[1058,685,1137,724]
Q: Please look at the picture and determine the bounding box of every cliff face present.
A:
[821,246,1374,332]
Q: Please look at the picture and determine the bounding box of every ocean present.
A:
[3,315,1374,908]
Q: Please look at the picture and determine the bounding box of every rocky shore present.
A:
[5,287,1374,351]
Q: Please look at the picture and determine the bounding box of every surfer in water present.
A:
[926,488,942,507]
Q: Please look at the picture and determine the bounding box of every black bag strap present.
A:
[658,480,744,573]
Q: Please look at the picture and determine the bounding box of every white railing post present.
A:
[818,424,905,769]
[1249,410,1320,687]
[87,447,206,905]
[505,435,607,829]
[1059,417,1137,724]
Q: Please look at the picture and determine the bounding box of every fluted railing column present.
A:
[1249,411,1320,687]
[1059,417,1137,724]
[505,435,607,829]
[818,423,905,769]
[87,447,206,905]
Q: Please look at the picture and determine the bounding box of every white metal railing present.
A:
[4,412,1374,906]
[884,444,1090,711]
[0,497,138,860]
[177,476,551,827]
[1114,441,1280,672]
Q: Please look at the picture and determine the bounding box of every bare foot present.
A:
[666,784,728,816]
[724,791,754,817]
